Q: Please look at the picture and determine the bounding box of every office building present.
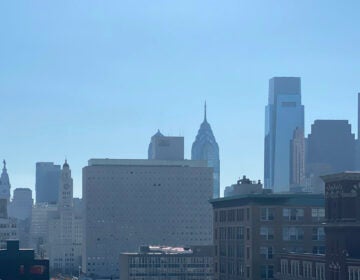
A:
[0,160,11,202]
[120,245,214,280]
[82,158,213,278]
[148,130,184,160]
[9,188,33,220]
[0,240,49,280]
[47,160,83,274]
[306,120,355,193]
[210,192,324,280]
[290,128,306,188]
[8,188,33,248]
[224,176,263,197]
[0,199,17,249]
[30,203,57,258]
[264,77,304,192]
[276,172,360,280]
[192,103,220,198]
[35,162,61,204]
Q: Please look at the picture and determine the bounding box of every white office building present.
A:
[82,158,213,278]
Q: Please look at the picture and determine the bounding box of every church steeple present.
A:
[0,160,11,201]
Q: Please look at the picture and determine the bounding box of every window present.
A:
[236,227,244,240]
[260,226,274,240]
[312,208,325,221]
[261,265,274,279]
[246,228,250,240]
[313,246,325,255]
[312,227,325,241]
[283,227,304,241]
[236,209,244,221]
[260,207,275,221]
[260,246,273,259]
[283,208,304,221]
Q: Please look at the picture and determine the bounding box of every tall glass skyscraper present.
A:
[264,77,304,192]
[192,103,220,198]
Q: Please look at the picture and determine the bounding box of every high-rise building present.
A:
[290,127,306,187]
[9,188,33,221]
[35,162,61,204]
[8,188,33,248]
[148,130,184,160]
[82,158,213,278]
[47,160,83,274]
[306,120,355,193]
[264,77,304,192]
[192,103,220,198]
[120,245,214,280]
[210,192,324,280]
[0,160,11,202]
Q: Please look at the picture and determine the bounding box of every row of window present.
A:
[280,259,325,280]
[215,207,325,223]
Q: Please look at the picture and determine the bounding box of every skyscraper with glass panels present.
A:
[264,77,304,192]
[192,103,220,198]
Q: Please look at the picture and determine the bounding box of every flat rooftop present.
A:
[88,158,207,168]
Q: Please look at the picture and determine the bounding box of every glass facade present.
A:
[264,77,304,192]
[192,104,220,198]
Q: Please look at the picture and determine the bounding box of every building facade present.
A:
[192,103,220,198]
[210,193,324,280]
[35,162,61,204]
[148,130,184,160]
[47,160,83,274]
[290,127,306,188]
[120,245,214,280]
[276,172,360,280]
[306,120,356,193]
[82,158,213,278]
[264,77,304,192]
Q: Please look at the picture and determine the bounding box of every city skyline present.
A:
[1,1,360,198]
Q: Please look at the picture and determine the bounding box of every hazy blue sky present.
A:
[1,1,360,198]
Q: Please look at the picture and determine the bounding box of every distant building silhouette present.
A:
[148,130,184,160]
[0,160,11,202]
[264,77,304,192]
[306,120,355,193]
[0,199,17,249]
[8,188,33,248]
[224,175,263,197]
[35,162,61,204]
[290,127,306,188]
[192,102,220,198]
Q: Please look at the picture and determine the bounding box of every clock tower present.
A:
[59,159,73,208]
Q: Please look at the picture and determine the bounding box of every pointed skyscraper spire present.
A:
[204,101,207,122]
[2,160,6,171]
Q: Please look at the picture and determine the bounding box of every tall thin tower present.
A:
[264,77,304,192]
[192,102,220,198]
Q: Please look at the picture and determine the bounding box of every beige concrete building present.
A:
[82,159,213,278]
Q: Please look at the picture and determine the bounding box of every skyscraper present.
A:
[264,77,304,192]
[0,160,11,202]
[35,162,61,204]
[290,127,306,187]
[306,120,355,193]
[192,103,220,198]
[148,130,184,160]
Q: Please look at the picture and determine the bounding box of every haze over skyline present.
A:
[1,1,360,197]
